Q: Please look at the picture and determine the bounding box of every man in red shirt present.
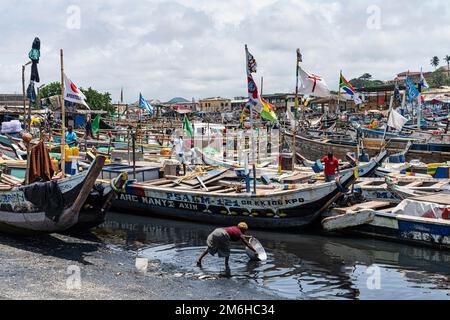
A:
[196,222,257,268]
[321,152,340,182]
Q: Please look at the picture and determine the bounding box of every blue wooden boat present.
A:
[323,194,450,250]
[0,156,107,234]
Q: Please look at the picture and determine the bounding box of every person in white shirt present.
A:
[172,136,186,175]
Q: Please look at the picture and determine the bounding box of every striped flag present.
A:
[339,72,362,105]
[246,47,257,74]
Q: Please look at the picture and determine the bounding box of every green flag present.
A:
[183,115,193,137]
[92,115,101,136]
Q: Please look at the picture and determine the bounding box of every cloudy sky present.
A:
[1,0,449,103]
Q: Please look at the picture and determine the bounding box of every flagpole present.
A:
[417,68,423,130]
[293,48,301,170]
[245,44,257,195]
[381,95,394,150]
[337,70,342,130]
[60,49,66,175]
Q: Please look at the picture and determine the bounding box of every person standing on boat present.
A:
[321,152,340,182]
[196,222,257,268]
[173,135,186,175]
[65,126,77,148]
[85,114,93,139]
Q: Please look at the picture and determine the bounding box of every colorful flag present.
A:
[298,67,330,97]
[339,72,357,96]
[260,97,278,123]
[419,69,429,91]
[394,81,402,104]
[247,73,262,111]
[91,114,101,136]
[405,76,420,103]
[64,74,88,107]
[339,72,362,105]
[246,46,257,74]
[139,93,153,113]
[183,115,193,137]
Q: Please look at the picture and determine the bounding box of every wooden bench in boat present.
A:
[332,200,394,215]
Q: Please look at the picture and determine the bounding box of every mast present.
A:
[293,49,301,169]
[60,49,66,175]
[245,44,257,194]
[337,70,341,124]
[417,68,423,130]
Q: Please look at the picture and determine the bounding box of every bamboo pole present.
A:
[293,49,301,170]
[60,49,66,175]
[245,44,257,194]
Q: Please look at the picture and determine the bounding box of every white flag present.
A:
[298,67,330,97]
[64,74,88,107]
[353,93,363,105]
[420,70,429,89]
[387,108,408,131]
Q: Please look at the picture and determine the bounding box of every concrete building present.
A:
[199,97,231,112]
[163,97,199,113]
[261,93,296,112]
[0,94,27,107]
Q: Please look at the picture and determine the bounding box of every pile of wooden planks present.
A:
[0,173,23,190]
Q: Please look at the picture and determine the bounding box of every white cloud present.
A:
[0,0,449,103]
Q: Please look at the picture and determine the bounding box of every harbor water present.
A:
[100,212,450,300]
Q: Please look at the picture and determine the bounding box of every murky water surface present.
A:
[100,212,450,300]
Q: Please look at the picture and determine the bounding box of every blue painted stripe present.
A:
[398,220,450,236]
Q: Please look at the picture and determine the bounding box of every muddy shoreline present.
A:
[0,232,281,300]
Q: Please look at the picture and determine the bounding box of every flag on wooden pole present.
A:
[64,74,88,107]
[298,67,330,97]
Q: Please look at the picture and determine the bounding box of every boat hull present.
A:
[0,156,106,234]
[112,171,356,229]
[344,212,450,250]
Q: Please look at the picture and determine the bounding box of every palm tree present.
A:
[430,56,440,70]
[444,55,450,76]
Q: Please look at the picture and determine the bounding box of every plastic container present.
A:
[434,167,449,179]
[51,158,59,173]
[311,160,324,173]
[245,237,267,261]
[64,145,72,162]
[71,146,80,157]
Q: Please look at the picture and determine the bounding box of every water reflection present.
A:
[98,212,450,300]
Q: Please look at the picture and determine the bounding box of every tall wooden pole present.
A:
[293,49,301,169]
[60,49,66,175]
[245,44,257,194]
[21,62,32,130]
[23,63,30,185]
[22,65,27,130]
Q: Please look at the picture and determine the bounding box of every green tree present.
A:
[359,73,372,81]
[444,55,450,76]
[38,82,61,104]
[430,56,440,70]
[428,69,450,88]
[80,87,114,112]
[349,74,383,89]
